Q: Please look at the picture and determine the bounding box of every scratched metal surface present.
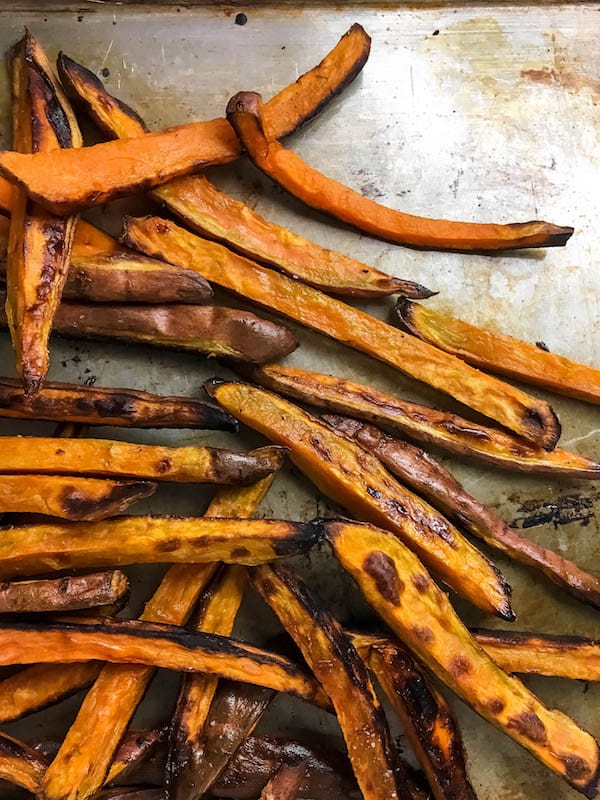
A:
[0,3,599,799]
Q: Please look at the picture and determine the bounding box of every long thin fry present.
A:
[0,571,129,614]
[207,379,513,618]
[43,474,279,800]
[123,216,560,449]
[0,25,372,213]
[327,520,600,797]
[248,364,599,478]
[226,91,572,252]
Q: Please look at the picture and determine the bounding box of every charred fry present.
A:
[0,376,236,431]
[207,379,513,618]
[254,562,407,800]
[0,731,47,793]
[124,216,560,448]
[106,729,163,786]
[6,31,83,395]
[327,520,600,797]
[325,415,600,608]
[0,571,129,614]
[260,761,307,800]
[396,299,600,404]
[248,364,598,478]
[227,92,572,252]
[0,25,371,213]
[43,475,279,800]
[0,514,321,579]
[0,474,155,520]
[0,436,281,484]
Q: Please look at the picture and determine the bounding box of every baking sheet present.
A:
[0,3,599,798]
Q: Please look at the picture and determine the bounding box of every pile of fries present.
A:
[0,22,598,800]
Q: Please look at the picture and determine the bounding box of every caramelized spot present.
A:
[155,538,180,553]
[487,697,505,714]
[507,712,548,745]
[412,626,435,644]
[156,458,171,474]
[231,546,251,559]
[412,573,430,594]
[448,656,471,678]
[562,753,593,782]
[363,550,404,606]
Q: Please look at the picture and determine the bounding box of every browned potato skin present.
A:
[328,520,600,798]
[260,762,307,800]
[247,364,600,478]
[254,563,409,800]
[105,729,163,786]
[325,415,600,609]
[0,571,129,614]
[0,731,47,793]
[0,474,155,521]
[0,376,236,431]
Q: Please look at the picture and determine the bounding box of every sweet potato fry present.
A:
[170,679,275,800]
[52,58,431,301]
[0,474,155,520]
[42,474,279,800]
[0,514,322,579]
[0,436,281,484]
[0,376,236,431]
[124,217,560,448]
[227,92,572,252]
[0,571,128,614]
[260,762,307,800]
[472,629,600,682]
[21,299,298,364]
[327,520,600,797]
[106,730,163,786]
[0,731,47,793]
[0,25,371,214]
[248,364,599,478]
[396,299,600,404]
[325,415,600,608]
[6,31,83,395]
[254,562,407,800]
[207,379,513,618]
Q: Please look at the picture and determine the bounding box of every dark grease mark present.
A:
[235,12,247,25]
[512,492,597,530]
[101,67,110,78]
[363,551,404,605]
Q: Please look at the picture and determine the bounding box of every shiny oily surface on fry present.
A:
[0,8,599,800]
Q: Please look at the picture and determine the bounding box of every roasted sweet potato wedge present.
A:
[6,31,83,395]
[0,570,128,614]
[170,679,275,800]
[396,299,600,404]
[0,474,154,520]
[25,299,299,364]
[472,630,600,681]
[0,436,280,484]
[0,376,236,431]
[43,475,279,800]
[124,216,560,449]
[260,762,307,800]
[254,562,407,800]
[326,415,600,608]
[0,731,47,793]
[227,92,572,253]
[248,364,599,478]
[327,520,600,797]
[0,25,371,213]
[207,379,513,618]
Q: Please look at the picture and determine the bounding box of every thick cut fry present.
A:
[0,474,154,520]
[254,563,407,800]
[227,92,572,252]
[6,32,83,395]
[171,679,275,800]
[0,732,47,793]
[364,639,477,800]
[157,175,433,299]
[43,475,278,800]
[124,217,560,449]
[260,762,307,800]
[396,299,600,404]
[0,25,371,213]
[0,571,128,614]
[327,520,600,797]
[0,514,321,579]
[207,380,513,618]
[0,376,236,431]
[213,735,360,800]
[10,299,298,364]
[472,630,600,681]
[248,364,599,478]
[0,618,326,699]
[0,436,280,484]
[326,415,600,608]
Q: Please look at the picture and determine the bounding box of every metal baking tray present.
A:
[0,2,599,798]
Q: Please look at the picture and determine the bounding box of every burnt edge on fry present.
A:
[59,479,155,520]
[471,629,600,649]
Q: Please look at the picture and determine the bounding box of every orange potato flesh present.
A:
[0,732,47,793]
